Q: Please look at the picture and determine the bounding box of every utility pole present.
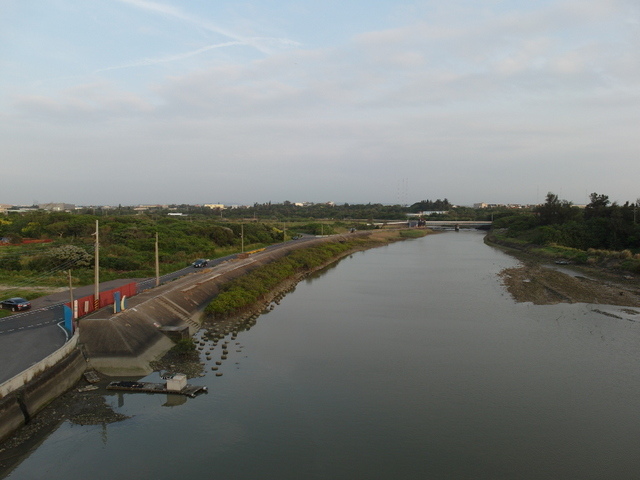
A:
[241,224,244,253]
[155,232,160,287]
[93,220,99,310]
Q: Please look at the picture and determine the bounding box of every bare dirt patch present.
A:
[499,263,640,306]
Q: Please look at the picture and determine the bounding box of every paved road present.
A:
[0,235,325,384]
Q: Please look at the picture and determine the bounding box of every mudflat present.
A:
[499,263,640,307]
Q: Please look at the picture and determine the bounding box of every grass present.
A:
[399,230,429,238]
[0,287,64,302]
[205,238,370,318]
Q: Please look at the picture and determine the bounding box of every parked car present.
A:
[1,297,31,312]
[192,259,208,268]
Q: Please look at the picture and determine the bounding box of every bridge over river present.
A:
[376,220,493,229]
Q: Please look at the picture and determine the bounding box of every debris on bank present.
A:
[106,374,207,398]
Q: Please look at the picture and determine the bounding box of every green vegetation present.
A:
[491,192,640,273]
[399,230,429,238]
[64,198,501,222]
[205,239,371,318]
[0,198,511,300]
[0,212,285,298]
[171,338,197,355]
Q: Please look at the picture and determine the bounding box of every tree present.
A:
[584,193,611,220]
[535,192,579,225]
[46,245,93,269]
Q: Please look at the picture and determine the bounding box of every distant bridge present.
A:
[419,220,492,228]
[375,220,493,229]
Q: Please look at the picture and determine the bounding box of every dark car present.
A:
[1,297,31,312]
[192,259,208,268]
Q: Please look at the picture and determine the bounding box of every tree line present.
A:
[496,192,640,251]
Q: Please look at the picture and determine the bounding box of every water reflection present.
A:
[6,232,640,479]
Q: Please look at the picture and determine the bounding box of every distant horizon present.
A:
[2,194,634,210]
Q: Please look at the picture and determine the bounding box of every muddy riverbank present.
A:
[488,236,640,307]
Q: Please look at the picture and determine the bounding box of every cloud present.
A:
[95,41,247,73]
[13,82,153,119]
[114,0,300,55]
[3,0,640,205]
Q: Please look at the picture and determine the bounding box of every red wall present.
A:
[67,282,137,318]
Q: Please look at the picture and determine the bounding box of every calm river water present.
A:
[6,231,640,479]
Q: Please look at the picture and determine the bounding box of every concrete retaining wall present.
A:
[0,394,25,444]
[20,349,86,419]
[0,348,86,444]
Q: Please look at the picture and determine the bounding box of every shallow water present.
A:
[6,231,640,479]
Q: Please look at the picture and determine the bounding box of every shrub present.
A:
[205,240,362,317]
[172,338,196,355]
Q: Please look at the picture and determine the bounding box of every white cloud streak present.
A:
[114,0,299,54]
[95,41,246,73]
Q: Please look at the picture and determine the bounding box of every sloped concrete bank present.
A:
[80,234,376,376]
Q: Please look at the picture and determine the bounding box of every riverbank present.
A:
[0,228,432,473]
[486,234,640,307]
[150,228,434,377]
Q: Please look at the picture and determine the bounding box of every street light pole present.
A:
[68,269,74,319]
[155,231,160,287]
[93,220,99,310]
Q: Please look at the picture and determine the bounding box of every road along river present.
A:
[4,230,640,479]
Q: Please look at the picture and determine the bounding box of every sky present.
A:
[1,0,639,207]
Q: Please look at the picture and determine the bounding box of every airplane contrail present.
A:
[114,0,274,54]
[95,41,246,73]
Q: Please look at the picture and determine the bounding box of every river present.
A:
[5,231,640,479]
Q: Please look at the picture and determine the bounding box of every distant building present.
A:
[6,205,39,213]
[204,204,225,210]
[39,203,75,212]
[473,203,535,210]
[407,211,449,217]
[133,204,166,212]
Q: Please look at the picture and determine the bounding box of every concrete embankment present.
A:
[80,235,369,376]
[0,230,422,445]
[2,237,341,443]
[0,349,86,443]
